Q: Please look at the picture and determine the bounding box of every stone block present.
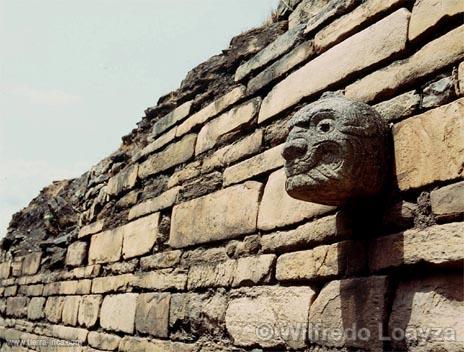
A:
[346,25,464,102]
[78,220,104,238]
[121,213,160,259]
[258,169,335,231]
[409,0,464,41]
[138,134,197,179]
[27,297,46,320]
[3,285,17,296]
[100,293,138,334]
[373,90,421,122]
[308,276,388,351]
[65,241,87,267]
[88,227,124,264]
[232,254,275,287]
[140,250,182,270]
[6,297,28,318]
[19,284,43,296]
[62,296,81,326]
[91,273,136,294]
[389,273,464,351]
[134,269,187,291]
[78,295,102,328]
[276,241,365,282]
[169,182,262,248]
[44,296,65,323]
[11,257,23,277]
[152,100,193,137]
[88,331,121,351]
[259,9,410,123]
[223,144,284,186]
[128,186,180,220]
[370,222,464,271]
[226,286,316,348]
[22,252,41,275]
[48,324,88,343]
[139,127,177,160]
[431,181,464,218]
[421,76,455,109]
[176,86,246,137]
[135,293,170,337]
[119,336,195,352]
[458,61,464,96]
[393,99,464,190]
[60,279,91,295]
[167,161,201,188]
[106,164,138,196]
[188,259,237,290]
[0,261,10,279]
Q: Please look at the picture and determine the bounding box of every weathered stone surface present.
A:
[44,296,64,323]
[65,241,87,267]
[177,171,222,202]
[346,26,464,102]
[389,274,464,351]
[409,0,464,41]
[167,161,201,188]
[308,276,388,351]
[88,331,121,351]
[100,293,138,334]
[422,76,455,109]
[135,293,170,338]
[258,169,335,231]
[315,0,405,52]
[92,273,136,294]
[59,279,91,295]
[195,98,260,155]
[235,25,304,81]
[88,227,124,264]
[78,295,102,328]
[176,86,246,137]
[22,252,41,276]
[4,285,17,296]
[370,222,464,271]
[138,134,197,179]
[134,269,188,291]
[180,247,228,267]
[169,182,262,248]
[223,144,284,186]
[62,296,81,326]
[6,297,28,318]
[383,200,417,230]
[458,61,464,96]
[138,127,177,160]
[11,257,23,276]
[152,100,193,137]
[0,262,10,279]
[374,90,421,122]
[247,40,315,95]
[276,241,365,282]
[304,0,357,35]
[187,260,236,289]
[27,297,46,320]
[106,164,138,196]
[259,9,409,123]
[232,254,275,287]
[226,286,316,348]
[128,187,180,220]
[393,98,464,190]
[140,250,182,270]
[78,220,104,238]
[119,336,195,352]
[19,284,43,296]
[121,213,160,259]
[431,181,464,218]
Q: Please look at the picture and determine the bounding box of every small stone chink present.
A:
[283,95,389,206]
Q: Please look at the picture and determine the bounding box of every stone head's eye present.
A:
[316,119,334,133]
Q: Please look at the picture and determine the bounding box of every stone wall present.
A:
[1,1,463,351]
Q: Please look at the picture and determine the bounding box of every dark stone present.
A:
[178,172,223,203]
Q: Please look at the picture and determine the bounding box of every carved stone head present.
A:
[282,95,389,206]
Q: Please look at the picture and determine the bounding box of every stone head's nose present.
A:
[282,139,308,161]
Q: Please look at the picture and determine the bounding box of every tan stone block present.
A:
[106,164,138,196]
[60,279,91,295]
[389,273,464,351]
[346,26,464,102]
[373,90,421,122]
[169,182,263,248]
[259,9,410,123]
[152,100,193,137]
[44,296,65,323]
[18,284,43,296]
[303,0,357,34]
[78,220,104,238]
[181,247,228,267]
[122,213,160,259]
[78,295,102,328]
[128,187,180,220]
[167,161,201,188]
[258,169,334,231]
[226,286,316,348]
[409,0,463,41]
[393,99,464,190]
[62,296,81,326]
[27,297,46,320]
[43,282,60,296]
[431,181,464,218]
[134,269,187,291]
[119,336,195,352]
[458,61,464,96]
[195,98,261,155]
[135,293,170,338]
[3,285,17,297]
[88,227,124,264]
[369,222,464,271]
[202,130,263,173]
[276,241,364,281]
[140,250,182,270]
[138,134,197,179]
[11,257,23,277]
[49,324,88,343]
[65,241,87,267]
[315,0,406,52]
[0,261,10,279]
[232,254,275,287]
[176,86,246,137]
[308,276,388,351]
[91,273,136,294]
[187,260,236,289]
[88,331,121,351]
[100,293,138,334]
[6,297,28,318]
[22,252,41,276]
[223,144,284,186]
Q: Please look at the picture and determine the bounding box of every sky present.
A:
[0,0,279,238]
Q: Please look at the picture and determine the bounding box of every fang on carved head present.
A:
[282,95,389,206]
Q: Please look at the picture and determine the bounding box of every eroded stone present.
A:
[100,293,138,334]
